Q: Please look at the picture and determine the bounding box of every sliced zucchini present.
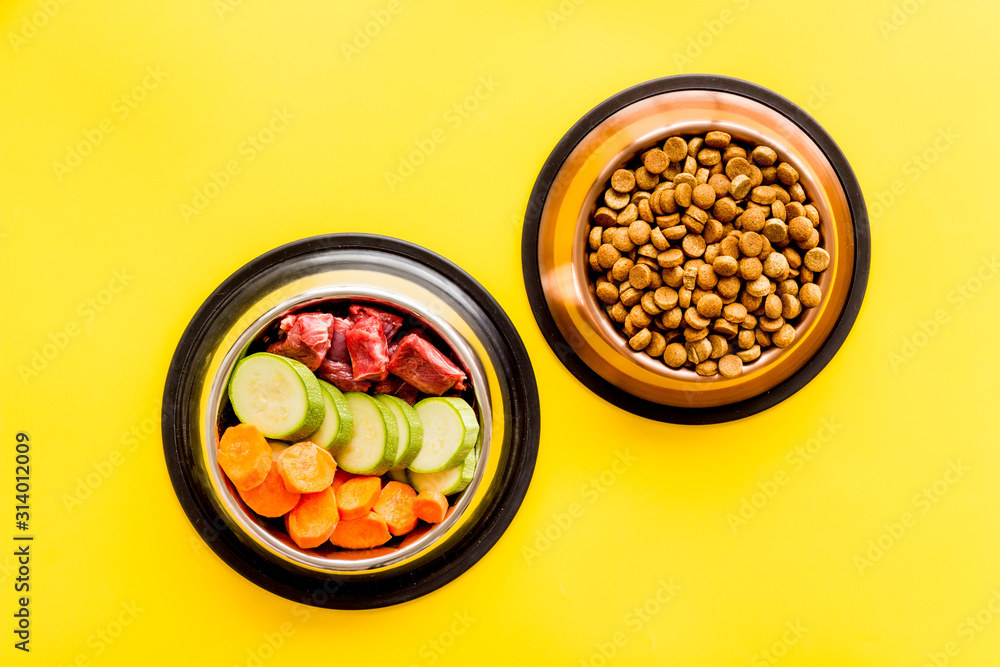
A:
[386,468,409,484]
[335,393,398,476]
[377,395,423,471]
[305,381,354,453]
[228,352,325,440]
[408,397,479,473]
[408,447,478,495]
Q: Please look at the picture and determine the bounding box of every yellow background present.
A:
[2,0,999,665]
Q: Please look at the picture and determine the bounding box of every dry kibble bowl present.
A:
[522,75,870,424]
[163,234,538,608]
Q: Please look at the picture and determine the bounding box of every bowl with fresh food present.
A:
[522,74,870,424]
[163,234,538,608]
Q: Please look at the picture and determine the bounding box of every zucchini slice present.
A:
[335,392,398,476]
[228,353,325,440]
[408,397,478,473]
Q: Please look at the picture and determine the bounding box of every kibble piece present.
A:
[738,232,764,257]
[649,226,669,251]
[697,147,722,166]
[780,293,802,320]
[635,167,659,190]
[771,200,786,222]
[611,169,636,193]
[653,286,679,311]
[662,266,684,288]
[707,333,729,359]
[803,204,820,225]
[662,223,686,240]
[612,228,635,252]
[717,275,741,299]
[611,257,634,281]
[643,149,669,175]
[725,157,753,179]
[589,226,603,250]
[628,220,652,246]
[596,282,619,304]
[629,328,652,351]
[686,337,713,364]
[684,307,712,329]
[697,264,718,290]
[617,203,638,226]
[751,145,778,167]
[696,293,723,318]
[729,174,752,199]
[661,307,683,329]
[776,162,799,185]
[717,354,743,378]
[637,243,659,260]
[597,244,620,269]
[788,181,805,203]
[737,329,755,349]
[803,247,830,272]
[799,283,822,308]
[637,198,654,224]
[763,219,788,243]
[607,302,628,323]
[741,292,763,311]
[682,234,707,258]
[687,136,704,157]
[759,314,784,332]
[692,183,717,209]
[787,216,812,243]
[704,131,731,148]
[658,248,685,268]
[663,137,688,162]
[764,293,782,319]
[674,182,693,208]
[605,188,630,210]
[756,329,772,347]
[594,207,618,227]
[746,275,771,297]
[778,279,798,296]
[735,344,760,363]
[723,303,748,324]
[713,255,739,277]
[750,186,777,205]
[695,360,718,376]
[663,342,687,367]
[628,263,653,289]
[620,286,642,308]
[629,304,653,328]
[683,155,697,175]
[800,266,814,283]
[739,256,763,280]
[703,220,725,245]
[708,174,731,199]
[645,331,667,357]
[739,207,767,232]
[800,228,820,250]
[762,252,789,280]
[772,323,795,348]
[640,291,662,316]
[713,197,739,223]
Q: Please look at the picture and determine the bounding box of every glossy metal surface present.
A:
[536,89,855,408]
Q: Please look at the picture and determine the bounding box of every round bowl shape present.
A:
[163,234,539,608]
[522,75,870,424]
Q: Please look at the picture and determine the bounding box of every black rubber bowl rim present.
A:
[521,74,870,424]
[163,233,539,609]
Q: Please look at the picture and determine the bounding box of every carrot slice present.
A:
[335,476,382,520]
[218,424,272,490]
[277,441,337,493]
[238,460,300,518]
[329,511,391,549]
[332,468,358,493]
[372,481,418,536]
[412,490,449,524]
[285,487,339,549]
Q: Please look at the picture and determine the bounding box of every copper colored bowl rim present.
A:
[521,75,870,424]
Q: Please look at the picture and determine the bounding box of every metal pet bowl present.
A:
[522,75,870,424]
[163,234,539,608]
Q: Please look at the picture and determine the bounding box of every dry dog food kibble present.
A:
[586,130,830,377]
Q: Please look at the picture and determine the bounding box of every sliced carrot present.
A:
[335,476,382,520]
[332,468,358,493]
[372,481,418,536]
[218,424,272,491]
[329,511,391,549]
[412,490,449,524]
[285,487,339,549]
[238,460,300,517]
[277,441,337,493]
